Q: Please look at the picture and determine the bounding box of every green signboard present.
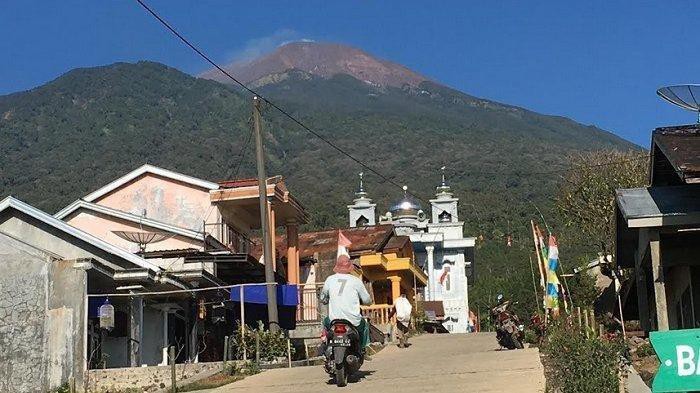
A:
[650,328,700,392]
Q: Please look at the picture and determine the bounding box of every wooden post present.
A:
[169,346,176,393]
[584,309,590,338]
[576,307,582,331]
[589,310,596,337]
[255,331,260,363]
[223,335,229,367]
[599,323,605,338]
[240,285,247,361]
[531,221,546,290]
[636,229,651,332]
[650,230,669,331]
[287,339,292,368]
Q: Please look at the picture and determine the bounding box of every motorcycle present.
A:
[491,301,525,350]
[323,319,365,387]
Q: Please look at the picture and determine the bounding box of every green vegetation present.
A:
[176,362,258,392]
[229,321,294,362]
[635,341,656,358]
[0,61,642,322]
[543,322,626,392]
[556,149,649,252]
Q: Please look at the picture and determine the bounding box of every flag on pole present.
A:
[337,230,352,259]
[545,235,561,312]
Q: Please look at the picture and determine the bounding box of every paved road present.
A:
[208,333,545,393]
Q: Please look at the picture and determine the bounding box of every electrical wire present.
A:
[135,0,439,206]
[135,0,651,205]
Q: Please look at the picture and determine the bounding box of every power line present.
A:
[135,0,428,204]
[134,0,650,206]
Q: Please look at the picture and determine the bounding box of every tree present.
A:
[555,150,648,254]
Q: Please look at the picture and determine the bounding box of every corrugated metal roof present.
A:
[616,185,700,227]
[653,125,700,184]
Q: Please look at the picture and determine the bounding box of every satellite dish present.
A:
[112,230,174,253]
[657,84,700,122]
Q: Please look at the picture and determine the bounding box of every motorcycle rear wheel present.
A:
[335,365,347,387]
[511,333,524,349]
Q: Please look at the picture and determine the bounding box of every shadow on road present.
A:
[325,370,376,385]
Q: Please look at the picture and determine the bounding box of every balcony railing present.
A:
[361,304,395,326]
[291,285,397,327]
[203,221,254,254]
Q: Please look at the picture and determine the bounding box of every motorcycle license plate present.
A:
[330,337,351,347]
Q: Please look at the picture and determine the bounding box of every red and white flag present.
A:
[337,230,352,259]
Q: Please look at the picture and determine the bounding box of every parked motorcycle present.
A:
[491,301,525,350]
[322,319,365,387]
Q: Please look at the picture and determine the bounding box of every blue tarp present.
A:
[229,284,298,306]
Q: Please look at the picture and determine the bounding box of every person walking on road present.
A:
[389,293,412,348]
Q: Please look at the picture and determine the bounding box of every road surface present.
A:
[207,333,545,393]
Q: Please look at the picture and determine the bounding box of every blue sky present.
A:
[1,1,698,146]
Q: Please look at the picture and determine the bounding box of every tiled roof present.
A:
[254,225,396,260]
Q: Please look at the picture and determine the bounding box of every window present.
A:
[438,210,452,223]
[355,215,369,227]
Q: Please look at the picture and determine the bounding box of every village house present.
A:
[272,224,427,341]
[0,196,191,391]
[53,164,308,362]
[616,125,700,332]
[0,164,309,390]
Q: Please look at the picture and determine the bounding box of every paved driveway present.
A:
[207,333,545,393]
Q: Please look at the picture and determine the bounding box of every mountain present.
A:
[200,41,428,88]
[0,45,636,240]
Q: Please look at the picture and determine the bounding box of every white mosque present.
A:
[347,171,476,333]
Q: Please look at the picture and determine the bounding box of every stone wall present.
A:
[87,361,228,392]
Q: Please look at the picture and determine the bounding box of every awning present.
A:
[229,284,299,306]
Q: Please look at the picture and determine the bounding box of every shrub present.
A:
[228,321,295,362]
[635,342,655,358]
[543,321,626,392]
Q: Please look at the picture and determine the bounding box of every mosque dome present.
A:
[389,195,423,218]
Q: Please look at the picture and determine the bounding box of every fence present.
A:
[293,284,397,326]
[297,283,323,323]
[361,304,395,326]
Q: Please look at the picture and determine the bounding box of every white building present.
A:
[348,171,476,333]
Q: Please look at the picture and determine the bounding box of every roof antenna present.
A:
[657,84,700,123]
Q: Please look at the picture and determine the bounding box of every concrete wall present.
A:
[87,361,228,393]
[0,210,133,272]
[0,233,86,392]
[93,173,213,231]
[65,210,201,254]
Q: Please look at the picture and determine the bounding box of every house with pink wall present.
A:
[48,163,309,368]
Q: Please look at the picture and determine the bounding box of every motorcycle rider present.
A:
[320,254,373,353]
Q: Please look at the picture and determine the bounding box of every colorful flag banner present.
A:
[545,235,561,312]
[337,230,352,259]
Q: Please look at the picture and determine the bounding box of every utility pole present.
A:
[253,96,280,332]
